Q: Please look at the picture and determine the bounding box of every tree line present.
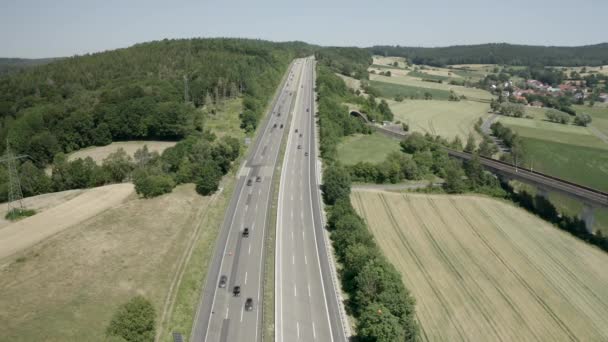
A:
[370,43,608,67]
[316,65,419,341]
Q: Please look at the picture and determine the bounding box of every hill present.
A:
[353,190,608,341]
[0,57,60,77]
[369,43,608,66]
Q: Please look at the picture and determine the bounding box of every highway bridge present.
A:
[350,110,608,232]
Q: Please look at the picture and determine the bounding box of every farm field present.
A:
[336,73,362,93]
[370,80,452,100]
[337,132,401,165]
[389,99,489,141]
[498,115,606,149]
[372,55,407,68]
[370,73,494,100]
[0,184,216,341]
[68,140,177,163]
[518,136,608,192]
[0,189,84,229]
[0,184,134,260]
[352,190,608,342]
[574,104,608,135]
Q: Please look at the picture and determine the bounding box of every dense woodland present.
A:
[370,43,608,66]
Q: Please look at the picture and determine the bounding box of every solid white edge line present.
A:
[306,58,335,342]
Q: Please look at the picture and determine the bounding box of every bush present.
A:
[106,296,156,342]
[400,132,428,154]
[574,113,592,126]
[545,109,570,124]
[322,164,351,205]
[133,174,175,198]
[5,208,36,221]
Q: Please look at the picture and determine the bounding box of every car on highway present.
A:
[297,145,302,149]
[280,124,284,128]
[242,227,249,237]
[299,133,302,137]
[247,179,252,186]
[256,176,262,182]
[218,275,227,288]
[304,152,309,156]
[306,108,310,112]
[295,128,298,133]
[233,286,241,297]
[273,123,277,128]
[245,298,254,311]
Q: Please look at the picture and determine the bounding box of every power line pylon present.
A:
[0,142,28,213]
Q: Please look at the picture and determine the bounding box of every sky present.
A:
[1,0,607,58]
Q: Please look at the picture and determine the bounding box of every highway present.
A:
[191,59,304,342]
[276,58,347,341]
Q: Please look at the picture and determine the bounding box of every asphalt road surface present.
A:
[275,58,347,341]
[191,59,304,342]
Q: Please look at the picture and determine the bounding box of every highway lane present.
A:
[276,57,347,341]
[192,59,305,342]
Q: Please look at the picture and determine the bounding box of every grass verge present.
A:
[337,132,401,165]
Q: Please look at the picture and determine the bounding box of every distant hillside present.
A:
[369,43,608,67]
[0,57,60,76]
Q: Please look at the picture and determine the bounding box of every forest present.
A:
[369,43,608,66]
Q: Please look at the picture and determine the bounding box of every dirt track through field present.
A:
[0,183,133,260]
[352,190,608,342]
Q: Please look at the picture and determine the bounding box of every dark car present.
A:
[245,298,254,311]
[295,129,298,133]
[233,286,241,297]
[297,145,302,149]
[243,227,249,237]
[280,124,284,128]
[306,108,310,112]
[299,133,303,137]
[273,123,277,128]
[247,179,252,186]
[218,275,227,288]
[256,176,262,182]
[304,152,309,156]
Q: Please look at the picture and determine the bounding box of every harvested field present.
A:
[372,55,407,68]
[0,184,214,341]
[0,189,85,229]
[0,183,134,260]
[68,141,177,163]
[352,190,608,342]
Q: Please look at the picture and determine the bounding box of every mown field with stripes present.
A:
[352,190,608,342]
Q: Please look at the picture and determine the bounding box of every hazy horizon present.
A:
[2,0,607,58]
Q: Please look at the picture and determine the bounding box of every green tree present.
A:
[400,132,428,154]
[443,160,467,193]
[464,153,485,188]
[464,133,476,153]
[102,148,133,183]
[106,296,156,342]
[19,160,52,196]
[357,303,405,342]
[322,164,351,205]
[195,162,222,195]
[133,174,175,198]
